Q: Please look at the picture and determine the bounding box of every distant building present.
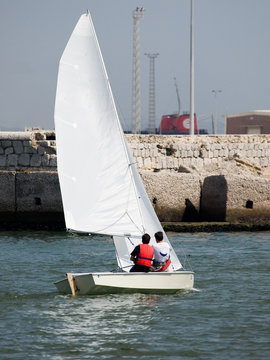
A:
[225,111,270,134]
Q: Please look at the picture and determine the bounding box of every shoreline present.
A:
[162,222,270,232]
[0,221,270,232]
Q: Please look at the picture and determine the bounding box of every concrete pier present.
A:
[0,131,270,230]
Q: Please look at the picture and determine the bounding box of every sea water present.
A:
[0,231,269,360]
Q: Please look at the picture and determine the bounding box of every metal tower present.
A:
[132,7,145,134]
[145,53,159,134]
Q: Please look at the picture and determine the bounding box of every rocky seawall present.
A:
[0,131,270,230]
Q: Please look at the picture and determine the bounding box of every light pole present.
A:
[212,90,222,134]
[189,0,194,135]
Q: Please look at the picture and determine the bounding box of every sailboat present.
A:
[54,11,194,295]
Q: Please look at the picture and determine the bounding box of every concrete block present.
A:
[38,146,45,155]
[2,140,12,148]
[18,154,30,166]
[213,150,219,158]
[140,170,201,222]
[137,157,143,168]
[182,150,187,158]
[5,147,13,155]
[0,172,15,211]
[0,155,6,166]
[167,157,174,169]
[13,141,23,154]
[30,154,42,167]
[225,175,270,224]
[49,156,57,167]
[162,158,167,169]
[155,157,162,169]
[16,171,63,212]
[41,154,50,167]
[24,146,37,154]
[144,157,152,169]
[7,154,18,167]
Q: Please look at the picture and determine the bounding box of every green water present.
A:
[0,231,269,359]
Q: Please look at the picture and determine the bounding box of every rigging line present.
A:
[127,160,146,233]
[113,238,133,272]
[127,236,135,247]
[114,92,129,133]
[90,211,142,235]
[114,246,122,271]
[110,264,133,272]
[124,161,133,212]
[91,211,129,234]
[178,241,193,271]
[126,212,144,234]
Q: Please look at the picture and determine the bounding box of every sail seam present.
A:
[89,211,143,235]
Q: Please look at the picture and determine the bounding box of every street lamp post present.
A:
[189,0,194,135]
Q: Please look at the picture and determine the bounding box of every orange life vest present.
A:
[136,244,154,267]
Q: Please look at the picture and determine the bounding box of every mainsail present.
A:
[54,12,182,271]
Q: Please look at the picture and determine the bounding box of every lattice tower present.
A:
[132,7,144,134]
[145,53,159,134]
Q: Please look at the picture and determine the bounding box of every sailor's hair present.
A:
[142,233,151,244]
[154,231,163,242]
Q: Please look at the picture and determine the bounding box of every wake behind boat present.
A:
[54,11,194,295]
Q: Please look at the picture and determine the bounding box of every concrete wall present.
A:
[1,131,270,228]
[126,134,270,171]
[0,131,56,170]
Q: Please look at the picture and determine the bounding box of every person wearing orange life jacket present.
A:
[130,233,154,272]
[152,231,173,272]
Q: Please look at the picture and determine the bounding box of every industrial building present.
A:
[225,111,270,134]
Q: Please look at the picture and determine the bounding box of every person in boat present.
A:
[152,231,173,272]
[130,233,154,272]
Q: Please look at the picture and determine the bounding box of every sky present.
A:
[0,0,269,134]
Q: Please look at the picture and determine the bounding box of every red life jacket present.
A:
[155,258,172,272]
[137,244,154,267]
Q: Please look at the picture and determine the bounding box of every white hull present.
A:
[55,271,194,295]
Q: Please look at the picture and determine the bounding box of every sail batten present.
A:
[55,12,182,270]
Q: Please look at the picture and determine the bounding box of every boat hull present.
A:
[55,271,195,295]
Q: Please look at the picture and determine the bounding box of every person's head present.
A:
[154,231,163,242]
[142,233,151,244]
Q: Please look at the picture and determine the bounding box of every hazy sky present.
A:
[0,0,269,133]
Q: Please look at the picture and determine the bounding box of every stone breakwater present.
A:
[0,131,270,229]
[0,131,57,169]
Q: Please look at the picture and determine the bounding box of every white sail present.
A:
[54,12,182,270]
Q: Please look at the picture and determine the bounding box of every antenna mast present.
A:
[132,7,145,134]
[145,53,159,134]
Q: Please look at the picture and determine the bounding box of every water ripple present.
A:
[0,231,270,359]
